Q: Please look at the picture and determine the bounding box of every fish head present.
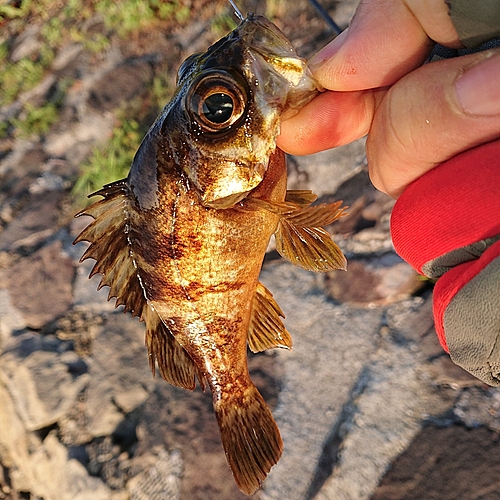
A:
[151,14,318,209]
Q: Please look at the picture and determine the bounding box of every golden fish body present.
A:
[75,14,346,495]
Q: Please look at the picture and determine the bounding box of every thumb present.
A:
[367,49,500,198]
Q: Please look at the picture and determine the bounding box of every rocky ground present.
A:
[2,1,500,499]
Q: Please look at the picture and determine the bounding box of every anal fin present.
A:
[248,282,292,353]
[142,304,204,390]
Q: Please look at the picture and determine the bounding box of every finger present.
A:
[310,0,460,91]
[277,89,380,155]
[367,49,500,198]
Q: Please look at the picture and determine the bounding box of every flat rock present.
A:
[82,311,156,438]
[312,335,450,500]
[0,287,26,350]
[87,60,155,112]
[371,425,500,500]
[453,386,500,432]
[28,432,112,500]
[135,381,249,500]
[324,253,422,306]
[127,448,183,500]
[1,333,89,431]
[71,257,120,314]
[10,25,42,62]
[5,240,75,329]
[259,265,453,500]
[0,192,63,252]
[289,138,367,199]
[259,261,382,499]
[44,111,115,158]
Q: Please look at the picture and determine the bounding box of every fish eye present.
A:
[202,92,234,124]
[187,70,248,135]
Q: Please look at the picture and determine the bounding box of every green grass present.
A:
[2,78,70,139]
[11,102,60,137]
[0,0,191,107]
[95,0,190,36]
[0,46,54,106]
[1,0,76,107]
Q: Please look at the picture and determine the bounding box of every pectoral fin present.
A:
[274,198,347,272]
[244,193,347,272]
[284,189,318,207]
[74,180,201,391]
[248,282,292,353]
[275,219,346,272]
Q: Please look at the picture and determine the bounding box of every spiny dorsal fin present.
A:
[74,180,200,390]
[214,383,283,495]
[75,181,146,316]
[248,282,292,352]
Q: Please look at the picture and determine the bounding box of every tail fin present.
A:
[214,383,283,495]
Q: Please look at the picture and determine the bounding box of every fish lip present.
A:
[203,191,250,209]
[199,161,266,209]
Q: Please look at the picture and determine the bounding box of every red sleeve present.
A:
[390,138,500,354]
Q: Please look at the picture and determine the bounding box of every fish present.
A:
[74,12,347,495]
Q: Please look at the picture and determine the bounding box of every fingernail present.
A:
[455,51,500,116]
[309,29,348,70]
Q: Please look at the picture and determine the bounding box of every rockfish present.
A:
[75,13,346,495]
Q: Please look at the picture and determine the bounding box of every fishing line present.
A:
[228,0,244,21]
[308,0,342,35]
[228,0,342,36]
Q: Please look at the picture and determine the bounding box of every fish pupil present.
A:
[202,93,234,124]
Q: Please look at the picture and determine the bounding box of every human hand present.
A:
[277,0,500,198]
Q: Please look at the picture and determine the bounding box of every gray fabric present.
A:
[447,0,500,48]
[422,235,500,278]
[445,256,500,385]
[429,38,500,62]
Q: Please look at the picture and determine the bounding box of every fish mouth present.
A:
[237,15,319,116]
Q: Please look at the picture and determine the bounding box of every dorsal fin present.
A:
[248,282,292,352]
[74,180,200,390]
